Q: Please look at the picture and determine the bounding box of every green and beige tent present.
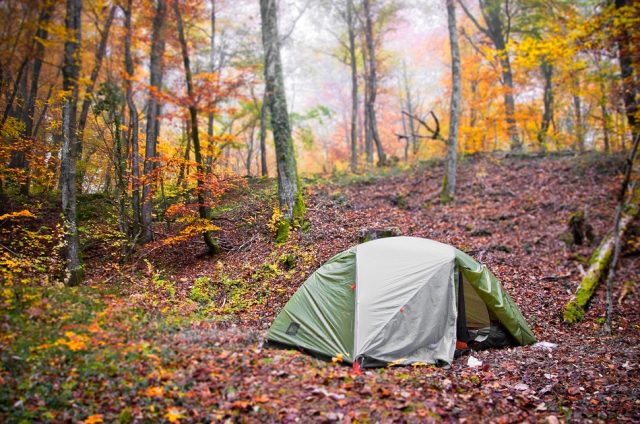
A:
[267,237,536,367]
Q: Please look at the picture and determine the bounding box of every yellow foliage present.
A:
[268,207,283,235]
[164,407,184,423]
[84,414,104,424]
[0,210,35,221]
[144,386,164,397]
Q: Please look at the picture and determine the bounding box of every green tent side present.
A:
[455,249,536,345]
[266,247,357,362]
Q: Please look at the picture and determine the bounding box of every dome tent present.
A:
[266,237,536,367]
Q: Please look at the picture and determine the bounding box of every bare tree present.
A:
[260,0,304,242]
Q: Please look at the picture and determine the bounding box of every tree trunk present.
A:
[141,0,167,243]
[402,62,417,157]
[442,0,461,202]
[11,3,55,195]
[77,5,116,187]
[572,76,585,152]
[458,0,521,152]
[563,186,639,324]
[260,0,304,243]
[347,0,358,173]
[123,0,141,232]
[61,0,83,286]
[260,91,268,176]
[361,41,373,165]
[538,61,553,151]
[174,0,220,254]
[246,120,256,176]
[363,0,386,166]
[207,0,216,171]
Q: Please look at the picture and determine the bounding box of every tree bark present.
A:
[260,0,304,242]
[537,61,553,151]
[347,0,358,172]
[123,0,141,231]
[615,0,639,143]
[61,0,83,286]
[174,0,220,254]
[259,91,268,176]
[207,0,216,171]
[572,76,584,152]
[402,62,417,157]
[362,0,386,166]
[443,0,461,202]
[141,0,167,243]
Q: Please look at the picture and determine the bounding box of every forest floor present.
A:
[1,154,639,423]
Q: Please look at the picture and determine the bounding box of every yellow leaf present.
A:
[164,407,184,423]
[84,414,104,424]
[331,353,344,363]
[144,386,164,397]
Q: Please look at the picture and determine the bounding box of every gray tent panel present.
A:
[355,237,456,356]
[357,261,457,364]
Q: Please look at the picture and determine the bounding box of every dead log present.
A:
[563,193,639,324]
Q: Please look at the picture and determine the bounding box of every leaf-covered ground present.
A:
[2,154,639,422]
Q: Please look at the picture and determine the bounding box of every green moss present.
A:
[275,219,290,244]
[292,190,306,224]
[563,247,612,324]
[440,174,453,204]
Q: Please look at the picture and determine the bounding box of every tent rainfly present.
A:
[266,237,536,367]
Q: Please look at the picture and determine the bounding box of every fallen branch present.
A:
[563,187,639,324]
[402,110,445,142]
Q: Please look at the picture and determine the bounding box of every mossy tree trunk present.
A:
[260,0,304,242]
[563,193,639,324]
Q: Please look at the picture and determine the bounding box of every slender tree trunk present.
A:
[76,5,116,186]
[141,0,167,243]
[259,91,268,176]
[458,0,521,152]
[362,45,373,165]
[177,119,190,189]
[363,0,386,166]
[538,61,553,151]
[600,79,611,154]
[347,0,358,172]
[61,0,83,286]
[246,120,256,176]
[260,0,304,242]
[123,0,141,232]
[207,0,216,171]
[443,0,461,202]
[11,3,55,195]
[572,76,585,152]
[174,0,220,254]
[500,55,521,152]
[402,62,417,157]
